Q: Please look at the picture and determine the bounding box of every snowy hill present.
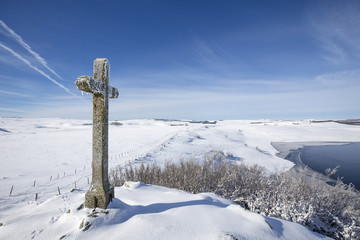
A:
[0,181,330,240]
[1,117,359,239]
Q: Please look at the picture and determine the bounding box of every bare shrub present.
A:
[109,152,360,240]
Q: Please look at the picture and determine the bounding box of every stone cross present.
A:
[75,58,119,209]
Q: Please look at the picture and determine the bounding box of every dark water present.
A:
[300,143,360,189]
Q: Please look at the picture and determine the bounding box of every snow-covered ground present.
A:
[1,117,359,239]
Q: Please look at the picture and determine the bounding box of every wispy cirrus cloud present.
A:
[0,20,63,80]
[188,39,224,66]
[24,82,360,120]
[0,107,28,113]
[307,0,360,63]
[315,69,360,86]
[187,39,247,74]
[0,89,30,97]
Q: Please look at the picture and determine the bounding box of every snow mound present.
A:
[0,182,330,240]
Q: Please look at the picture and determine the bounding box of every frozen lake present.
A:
[272,142,360,190]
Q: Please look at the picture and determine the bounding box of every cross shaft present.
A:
[75,58,117,209]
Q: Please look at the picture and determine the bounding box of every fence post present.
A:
[9,185,14,196]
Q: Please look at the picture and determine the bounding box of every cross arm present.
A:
[75,76,119,99]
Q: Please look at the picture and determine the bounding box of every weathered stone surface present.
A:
[75,58,118,209]
[75,76,119,98]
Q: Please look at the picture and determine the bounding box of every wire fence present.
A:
[3,131,180,203]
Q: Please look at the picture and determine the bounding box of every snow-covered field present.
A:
[1,117,359,239]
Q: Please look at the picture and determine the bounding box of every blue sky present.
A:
[0,0,359,120]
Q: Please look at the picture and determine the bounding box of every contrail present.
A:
[0,42,80,99]
[0,19,63,81]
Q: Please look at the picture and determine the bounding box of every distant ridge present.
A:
[311,119,360,126]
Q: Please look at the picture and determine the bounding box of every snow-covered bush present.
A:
[109,152,360,240]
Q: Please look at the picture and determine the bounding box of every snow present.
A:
[1,117,359,239]
[0,181,330,240]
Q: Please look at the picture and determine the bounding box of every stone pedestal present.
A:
[85,185,114,209]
